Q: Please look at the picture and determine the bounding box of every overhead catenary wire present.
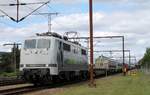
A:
[0,2,50,6]
[18,1,51,22]
[0,8,16,21]
[19,3,69,31]
[4,2,72,32]
[0,0,51,22]
[26,2,76,32]
[0,1,79,32]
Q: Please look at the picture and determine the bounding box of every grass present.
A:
[0,72,17,77]
[54,71,150,95]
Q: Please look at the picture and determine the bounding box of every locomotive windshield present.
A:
[37,39,50,48]
[24,39,36,49]
[24,39,50,49]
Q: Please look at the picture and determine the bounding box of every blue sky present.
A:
[0,1,138,26]
[0,0,150,62]
[0,0,139,27]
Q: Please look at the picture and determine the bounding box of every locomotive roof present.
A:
[25,34,87,50]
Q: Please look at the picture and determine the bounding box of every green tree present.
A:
[141,48,150,66]
[1,53,11,64]
[0,53,13,72]
[0,47,20,73]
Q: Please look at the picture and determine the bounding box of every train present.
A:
[94,55,122,76]
[20,32,88,84]
[19,32,123,84]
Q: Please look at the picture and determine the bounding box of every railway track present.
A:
[0,78,88,95]
[0,72,122,95]
[0,85,41,95]
[0,77,25,86]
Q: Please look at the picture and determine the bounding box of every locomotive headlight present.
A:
[20,64,24,67]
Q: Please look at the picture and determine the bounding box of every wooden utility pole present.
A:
[89,0,96,87]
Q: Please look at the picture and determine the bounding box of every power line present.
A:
[0,2,50,6]
[17,1,51,22]
[0,0,51,22]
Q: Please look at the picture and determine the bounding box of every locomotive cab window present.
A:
[63,43,70,51]
[81,49,87,55]
[24,39,36,49]
[37,39,51,48]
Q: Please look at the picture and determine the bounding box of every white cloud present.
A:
[53,0,84,4]
[1,9,149,60]
[94,0,150,4]
[0,0,149,61]
[51,10,150,60]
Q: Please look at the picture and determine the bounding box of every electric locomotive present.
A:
[20,32,88,84]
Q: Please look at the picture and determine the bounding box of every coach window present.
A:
[63,43,71,52]
[81,49,87,55]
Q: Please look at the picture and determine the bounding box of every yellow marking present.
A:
[128,70,137,76]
